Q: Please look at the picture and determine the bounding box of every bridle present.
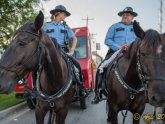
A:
[0,30,41,80]
[136,49,165,95]
[113,48,165,97]
[137,49,165,81]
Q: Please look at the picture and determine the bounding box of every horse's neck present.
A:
[42,43,66,88]
[118,55,140,88]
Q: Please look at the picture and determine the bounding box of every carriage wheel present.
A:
[79,97,87,109]
[26,98,36,109]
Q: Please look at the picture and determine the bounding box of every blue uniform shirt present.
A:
[43,21,75,47]
[104,22,136,51]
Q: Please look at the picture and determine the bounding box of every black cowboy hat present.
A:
[50,5,71,17]
[118,7,138,17]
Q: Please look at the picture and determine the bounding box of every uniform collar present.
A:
[120,21,133,25]
[51,21,63,26]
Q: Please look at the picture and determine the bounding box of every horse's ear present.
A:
[34,11,44,31]
[133,20,145,39]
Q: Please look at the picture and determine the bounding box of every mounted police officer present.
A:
[42,5,87,97]
[91,6,138,104]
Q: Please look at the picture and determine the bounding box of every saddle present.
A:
[62,53,84,84]
[63,53,88,98]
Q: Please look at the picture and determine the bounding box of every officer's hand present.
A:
[121,44,129,50]
[67,50,74,56]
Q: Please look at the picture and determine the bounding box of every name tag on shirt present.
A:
[46,29,54,33]
[116,27,125,32]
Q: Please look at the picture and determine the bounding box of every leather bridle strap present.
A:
[145,76,165,81]
[18,30,40,37]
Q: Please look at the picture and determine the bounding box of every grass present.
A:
[0,92,24,111]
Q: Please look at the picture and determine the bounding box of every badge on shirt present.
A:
[131,28,134,32]
[46,29,54,33]
[116,27,125,32]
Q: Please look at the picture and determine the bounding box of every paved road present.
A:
[0,93,161,124]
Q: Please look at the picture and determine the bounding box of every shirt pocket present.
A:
[46,29,54,33]
[115,27,125,38]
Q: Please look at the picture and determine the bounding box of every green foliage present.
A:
[0,0,40,51]
[0,92,24,111]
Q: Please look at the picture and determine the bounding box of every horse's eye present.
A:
[18,41,26,46]
[140,52,146,57]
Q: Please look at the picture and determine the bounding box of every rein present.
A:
[33,54,73,103]
[111,52,143,94]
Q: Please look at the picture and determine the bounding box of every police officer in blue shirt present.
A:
[43,5,77,56]
[92,6,138,104]
[43,5,87,97]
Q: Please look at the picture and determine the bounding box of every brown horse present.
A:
[0,11,83,124]
[106,21,165,124]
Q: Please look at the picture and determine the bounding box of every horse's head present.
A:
[0,11,44,93]
[133,21,165,107]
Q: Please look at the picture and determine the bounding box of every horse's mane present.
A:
[141,29,161,53]
[125,29,161,59]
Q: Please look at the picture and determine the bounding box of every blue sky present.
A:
[41,0,165,57]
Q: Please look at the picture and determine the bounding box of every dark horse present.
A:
[0,11,82,124]
[106,21,165,124]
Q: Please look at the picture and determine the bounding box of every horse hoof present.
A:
[107,121,111,124]
[107,117,111,122]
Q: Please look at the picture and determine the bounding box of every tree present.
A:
[0,0,40,51]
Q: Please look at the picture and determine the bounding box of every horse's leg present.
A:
[55,108,69,124]
[35,102,48,124]
[109,109,118,124]
[107,103,118,124]
[107,101,111,122]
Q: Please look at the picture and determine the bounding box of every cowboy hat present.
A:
[50,5,71,17]
[118,7,138,17]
